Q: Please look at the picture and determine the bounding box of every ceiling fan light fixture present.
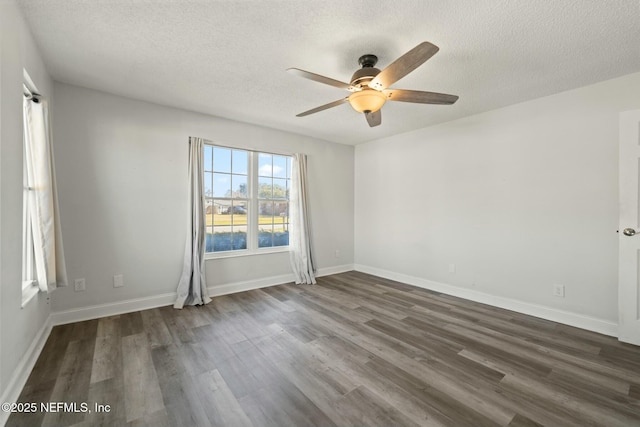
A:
[348,88,387,113]
[289,42,458,126]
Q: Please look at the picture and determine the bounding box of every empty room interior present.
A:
[2,1,640,426]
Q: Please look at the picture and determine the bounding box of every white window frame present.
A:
[205,144,292,259]
[22,81,40,307]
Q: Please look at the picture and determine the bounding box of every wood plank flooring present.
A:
[7,271,640,426]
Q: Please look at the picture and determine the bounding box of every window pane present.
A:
[204,145,213,171]
[258,224,274,248]
[259,201,274,219]
[273,178,287,199]
[273,155,287,178]
[213,173,231,197]
[231,174,248,198]
[205,199,214,227]
[213,199,247,251]
[273,202,288,248]
[273,228,289,247]
[212,200,229,226]
[258,177,272,198]
[213,147,231,173]
[206,226,214,252]
[274,201,288,221]
[232,150,248,175]
[204,172,213,197]
[232,231,247,250]
[213,225,233,252]
[258,153,272,177]
[231,201,248,225]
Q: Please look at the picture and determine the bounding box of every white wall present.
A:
[51,83,354,313]
[0,0,53,403]
[355,72,640,325]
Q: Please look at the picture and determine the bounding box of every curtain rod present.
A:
[191,137,295,157]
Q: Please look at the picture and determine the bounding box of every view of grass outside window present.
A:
[204,144,291,254]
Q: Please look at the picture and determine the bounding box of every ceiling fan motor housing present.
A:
[358,54,378,67]
[350,67,381,88]
[350,54,381,88]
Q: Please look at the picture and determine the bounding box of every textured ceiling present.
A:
[18,0,640,145]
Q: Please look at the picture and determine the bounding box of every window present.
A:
[204,144,291,255]
[22,83,39,306]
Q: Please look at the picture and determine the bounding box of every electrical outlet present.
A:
[74,278,86,292]
[113,274,124,288]
[448,263,456,273]
[335,249,341,258]
[553,284,565,297]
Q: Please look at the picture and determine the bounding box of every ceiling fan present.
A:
[287,41,459,127]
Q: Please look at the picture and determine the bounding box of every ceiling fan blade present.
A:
[383,89,458,105]
[296,98,349,117]
[369,42,440,91]
[365,110,381,127]
[287,68,352,90]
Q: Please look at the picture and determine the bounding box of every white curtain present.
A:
[289,153,316,284]
[174,137,211,308]
[23,96,68,292]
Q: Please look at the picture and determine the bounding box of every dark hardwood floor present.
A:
[7,271,640,426]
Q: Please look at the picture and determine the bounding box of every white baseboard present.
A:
[354,264,618,337]
[316,264,354,277]
[50,264,355,326]
[208,263,354,296]
[208,273,295,297]
[0,317,52,427]
[51,292,177,326]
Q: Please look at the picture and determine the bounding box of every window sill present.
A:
[21,283,40,308]
[205,246,290,260]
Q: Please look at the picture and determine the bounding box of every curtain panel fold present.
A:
[23,96,68,292]
[174,137,211,308]
[289,153,316,284]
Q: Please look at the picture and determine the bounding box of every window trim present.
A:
[204,144,292,259]
[205,245,290,260]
